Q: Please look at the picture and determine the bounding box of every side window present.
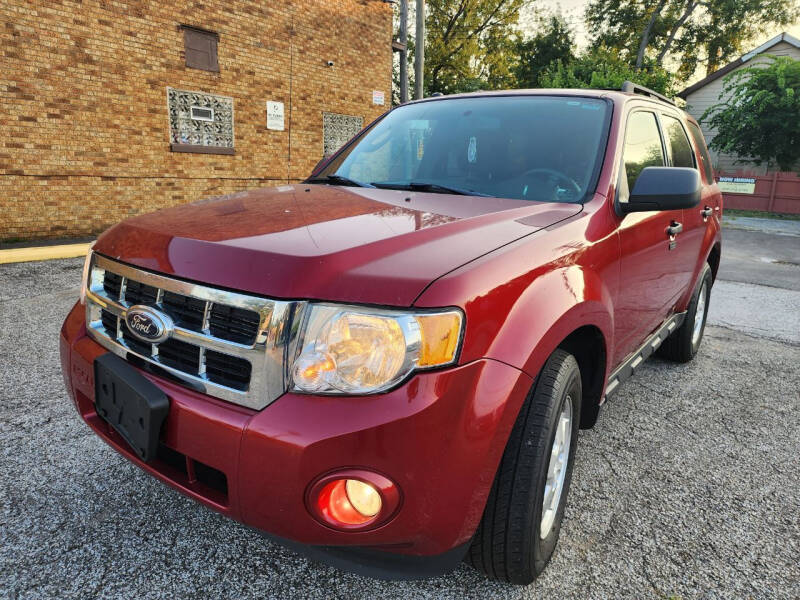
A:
[661,115,695,168]
[623,111,665,192]
[687,121,714,183]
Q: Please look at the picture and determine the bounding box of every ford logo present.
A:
[124,305,173,344]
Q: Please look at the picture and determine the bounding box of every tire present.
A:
[466,349,581,584]
[659,263,712,363]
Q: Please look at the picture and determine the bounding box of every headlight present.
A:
[291,304,463,394]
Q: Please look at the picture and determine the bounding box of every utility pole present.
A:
[414,0,424,99]
[399,0,408,103]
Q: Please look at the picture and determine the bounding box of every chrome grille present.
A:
[84,253,298,410]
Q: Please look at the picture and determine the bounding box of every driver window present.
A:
[622,111,665,193]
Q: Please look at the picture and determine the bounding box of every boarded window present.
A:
[323,113,364,157]
[167,87,233,154]
[182,26,219,72]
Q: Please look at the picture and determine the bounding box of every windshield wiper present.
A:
[305,174,373,188]
[371,181,489,197]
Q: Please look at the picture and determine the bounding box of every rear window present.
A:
[662,115,695,169]
[687,121,714,183]
[320,96,611,203]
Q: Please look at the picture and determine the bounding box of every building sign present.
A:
[717,176,756,194]
[266,101,285,131]
[372,90,385,106]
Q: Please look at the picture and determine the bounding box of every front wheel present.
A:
[659,263,712,363]
[466,349,581,584]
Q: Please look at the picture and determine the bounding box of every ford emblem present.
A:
[124,305,173,344]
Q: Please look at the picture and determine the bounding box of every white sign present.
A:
[717,176,756,194]
[266,101,285,131]
[372,90,385,106]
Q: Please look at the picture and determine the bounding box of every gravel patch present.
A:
[1,258,798,599]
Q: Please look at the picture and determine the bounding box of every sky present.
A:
[533,0,800,54]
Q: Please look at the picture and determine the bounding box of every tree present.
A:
[702,56,800,171]
[513,14,575,89]
[585,0,798,81]
[539,46,676,96]
[423,0,525,95]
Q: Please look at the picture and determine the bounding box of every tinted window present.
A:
[320,96,610,203]
[662,115,695,168]
[623,111,665,191]
[687,121,714,183]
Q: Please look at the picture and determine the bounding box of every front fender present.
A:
[414,216,619,387]
[482,266,614,380]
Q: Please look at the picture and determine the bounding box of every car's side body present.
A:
[415,92,722,423]
[59,88,722,580]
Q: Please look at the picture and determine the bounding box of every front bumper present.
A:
[60,301,532,578]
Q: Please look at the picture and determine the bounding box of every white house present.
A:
[678,32,800,174]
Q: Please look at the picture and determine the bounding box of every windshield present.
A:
[317,95,610,203]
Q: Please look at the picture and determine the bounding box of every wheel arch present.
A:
[707,241,721,283]
[479,266,614,430]
[556,325,606,429]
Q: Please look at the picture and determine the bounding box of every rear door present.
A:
[613,109,687,366]
[686,118,723,260]
[659,112,707,293]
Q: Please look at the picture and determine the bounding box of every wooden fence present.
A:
[715,170,800,214]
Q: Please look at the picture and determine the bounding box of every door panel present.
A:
[615,209,686,364]
[661,114,706,294]
[613,110,685,366]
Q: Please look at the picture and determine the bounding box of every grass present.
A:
[724,208,800,221]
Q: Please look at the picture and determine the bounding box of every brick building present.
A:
[0,0,393,241]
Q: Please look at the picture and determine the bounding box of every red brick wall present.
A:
[0,0,392,241]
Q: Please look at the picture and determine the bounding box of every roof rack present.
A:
[620,80,676,106]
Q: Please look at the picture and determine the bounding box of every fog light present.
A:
[308,470,400,530]
[317,479,381,526]
[345,479,381,517]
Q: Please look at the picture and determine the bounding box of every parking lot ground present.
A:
[1,230,799,600]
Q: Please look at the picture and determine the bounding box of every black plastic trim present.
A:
[94,353,170,462]
[603,311,687,401]
[249,527,470,580]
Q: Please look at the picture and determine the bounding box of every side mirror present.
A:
[621,167,701,214]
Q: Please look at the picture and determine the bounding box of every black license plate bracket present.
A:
[94,353,169,462]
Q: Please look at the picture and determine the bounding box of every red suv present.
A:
[60,84,722,584]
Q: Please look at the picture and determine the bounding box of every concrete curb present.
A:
[0,242,92,265]
[723,215,800,237]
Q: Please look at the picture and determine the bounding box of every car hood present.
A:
[94,184,581,306]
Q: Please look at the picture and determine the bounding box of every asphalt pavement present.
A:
[1,224,798,599]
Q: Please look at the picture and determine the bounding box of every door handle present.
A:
[701,206,713,219]
[666,221,683,236]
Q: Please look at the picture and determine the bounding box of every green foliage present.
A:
[539,46,676,96]
[393,0,795,100]
[424,0,525,95]
[702,56,800,171]
[513,15,575,89]
[585,0,798,81]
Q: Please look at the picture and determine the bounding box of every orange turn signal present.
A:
[416,312,462,367]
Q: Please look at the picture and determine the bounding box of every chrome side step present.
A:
[602,311,687,402]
